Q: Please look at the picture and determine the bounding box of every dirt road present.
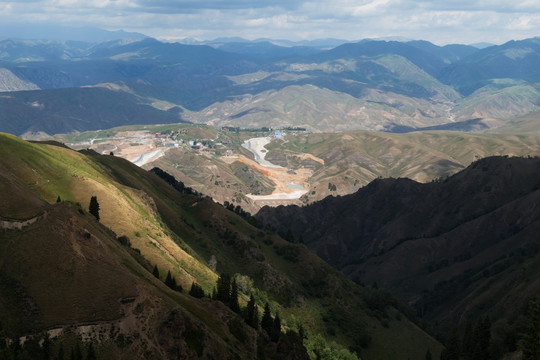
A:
[239,137,313,201]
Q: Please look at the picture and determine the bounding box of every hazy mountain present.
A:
[314,40,450,76]
[470,42,496,49]
[256,156,540,339]
[405,40,478,64]
[0,38,94,62]
[439,37,540,95]
[207,41,321,59]
[1,36,540,135]
[0,85,190,136]
[0,24,147,43]
[195,37,350,49]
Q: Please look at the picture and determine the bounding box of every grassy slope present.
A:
[453,84,540,120]
[266,130,540,202]
[0,133,443,359]
[90,146,444,359]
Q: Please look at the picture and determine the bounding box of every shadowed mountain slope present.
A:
[439,37,540,95]
[256,156,540,334]
[0,86,187,136]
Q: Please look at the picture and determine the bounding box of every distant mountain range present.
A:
[0,35,539,136]
[0,24,147,43]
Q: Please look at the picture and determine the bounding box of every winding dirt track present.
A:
[0,211,48,230]
[239,137,322,201]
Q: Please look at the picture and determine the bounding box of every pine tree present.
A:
[216,273,231,304]
[86,343,96,360]
[56,195,61,203]
[171,276,178,291]
[0,322,7,359]
[272,313,282,342]
[152,265,160,279]
[298,324,305,339]
[245,294,258,329]
[165,270,175,290]
[521,298,540,360]
[261,302,273,337]
[56,344,64,360]
[88,196,100,221]
[473,316,491,360]
[285,228,295,243]
[42,333,51,360]
[229,279,240,313]
[462,319,474,359]
[72,342,82,360]
[441,327,461,360]
[189,282,205,298]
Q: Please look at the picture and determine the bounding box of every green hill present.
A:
[264,130,540,203]
[0,133,442,359]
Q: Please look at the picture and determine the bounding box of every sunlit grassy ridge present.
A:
[0,132,217,291]
[0,133,445,359]
[264,130,540,202]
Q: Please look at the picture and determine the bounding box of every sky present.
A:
[0,0,539,45]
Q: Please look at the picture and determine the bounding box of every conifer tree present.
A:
[189,282,205,298]
[245,294,258,329]
[441,327,460,360]
[216,273,231,304]
[42,333,51,360]
[285,228,295,243]
[56,344,64,360]
[0,322,7,359]
[272,313,282,342]
[56,195,61,203]
[88,196,100,221]
[152,265,160,279]
[473,316,491,360]
[86,343,96,360]
[462,319,474,359]
[261,302,274,337]
[165,270,177,290]
[229,279,240,313]
[521,298,539,360]
[72,342,82,360]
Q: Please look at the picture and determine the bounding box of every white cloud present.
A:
[0,0,539,44]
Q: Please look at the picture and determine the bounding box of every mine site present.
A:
[66,127,323,208]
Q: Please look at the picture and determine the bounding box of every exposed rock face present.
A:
[0,68,39,92]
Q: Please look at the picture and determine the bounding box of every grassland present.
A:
[266,130,540,203]
[0,132,445,359]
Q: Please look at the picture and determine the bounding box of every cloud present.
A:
[0,0,539,44]
[133,0,300,11]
